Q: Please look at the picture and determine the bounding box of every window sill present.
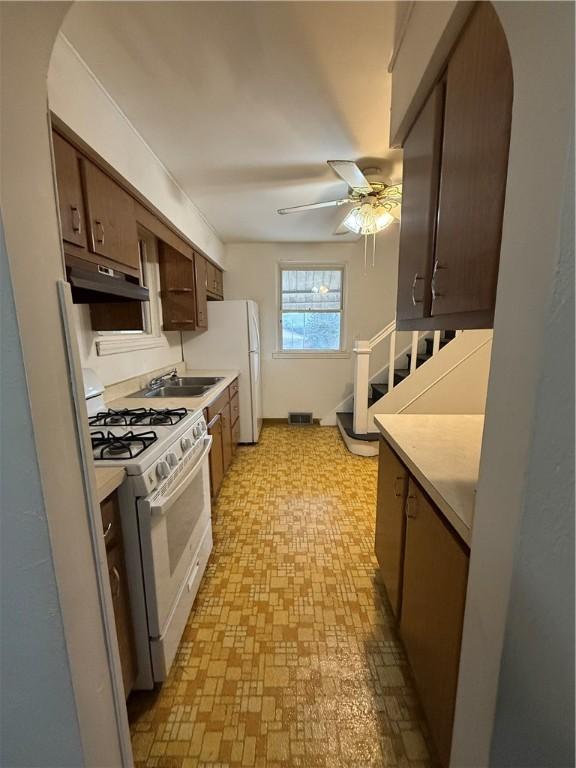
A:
[96,334,170,357]
[272,351,350,359]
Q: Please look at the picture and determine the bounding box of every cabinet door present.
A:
[221,402,233,472]
[81,159,140,271]
[432,2,512,320]
[52,132,87,248]
[375,439,408,618]
[396,82,444,325]
[107,543,138,697]
[400,480,469,767]
[231,417,240,455]
[215,267,224,298]
[194,253,208,329]
[158,242,197,331]
[208,415,224,498]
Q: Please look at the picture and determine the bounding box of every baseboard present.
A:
[262,417,322,425]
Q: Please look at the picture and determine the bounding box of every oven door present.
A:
[137,436,212,638]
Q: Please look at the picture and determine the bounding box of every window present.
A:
[95,232,170,356]
[279,267,344,352]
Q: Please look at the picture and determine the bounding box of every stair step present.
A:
[406,352,431,369]
[336,412,380,442]
[424,337,453,355]
[371,382,389,400]
[394,369,410,385]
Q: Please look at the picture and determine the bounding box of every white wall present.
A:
[389,2,575,765]
[223,236,401,423]
[48,34,224,267]
[1,3,128,764]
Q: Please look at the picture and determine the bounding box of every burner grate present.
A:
[89,407,188,428]
[91,430,158,460]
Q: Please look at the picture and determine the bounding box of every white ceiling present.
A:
[62,2,402,243]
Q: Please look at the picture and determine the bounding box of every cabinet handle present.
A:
[103,521,112,540]
[411,274,424,306]
[393,476,405,498]
[71,205,82,234]
[111,565,120,597]
[431,260,447,300]
[95,219,105,245]
[405,491,418,519]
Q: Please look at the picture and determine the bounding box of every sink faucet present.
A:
[149,368,178,389]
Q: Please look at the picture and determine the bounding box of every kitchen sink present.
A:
[142,385,211,398]
[128,376,224,398]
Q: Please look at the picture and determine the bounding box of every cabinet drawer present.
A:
[229,378,239,399]
[230,391,240,425]
[100,491,121,550]
[207,388,229,421]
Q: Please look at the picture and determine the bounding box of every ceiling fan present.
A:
[277,160,402,238]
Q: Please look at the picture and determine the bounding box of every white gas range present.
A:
[85,370,213,690]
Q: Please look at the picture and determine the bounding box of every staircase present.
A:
[336,325,463,456]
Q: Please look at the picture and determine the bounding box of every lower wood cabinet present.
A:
[375,439,408,618]
[375,446,469,767]
[207,414,224,498]
[100,490,137,697]
[206,379,240,500]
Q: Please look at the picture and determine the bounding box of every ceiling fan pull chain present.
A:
[372,232,376,268]
[364,234,368,274]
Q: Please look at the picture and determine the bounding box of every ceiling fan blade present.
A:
[328,161,373,194]
[277,198,351,215]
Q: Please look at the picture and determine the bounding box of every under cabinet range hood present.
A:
[66,256,149,304]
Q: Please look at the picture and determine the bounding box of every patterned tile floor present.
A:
[129,425,437,768]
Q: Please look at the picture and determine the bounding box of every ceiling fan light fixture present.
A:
[342,202,394,236]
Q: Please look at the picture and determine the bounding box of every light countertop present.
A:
[107,369,239,413]
[374,414,484,546]
[94,466,126,504]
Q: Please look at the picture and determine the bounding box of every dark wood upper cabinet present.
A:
[158,241,197,331]
[81,158,140,272]
[194,252,208,329]
[396,82,444,325]
[396,2,512,330]
[432,2,513,321]
[52,132,87,249]
[206,261,224,299]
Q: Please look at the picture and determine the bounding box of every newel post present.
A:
[353,340,372,435]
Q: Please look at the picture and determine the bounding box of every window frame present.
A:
[95,230,170,356]
[274,263,349,359]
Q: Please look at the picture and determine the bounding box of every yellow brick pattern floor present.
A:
[129,425,436,767]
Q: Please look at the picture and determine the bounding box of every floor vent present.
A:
[288,412,314,426]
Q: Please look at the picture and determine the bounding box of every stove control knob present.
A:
[166,452,178,468]
[194,423,203,438]
[181,437,192,452]
[156,460,170,481]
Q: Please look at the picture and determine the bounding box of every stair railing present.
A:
[353,324,448,435]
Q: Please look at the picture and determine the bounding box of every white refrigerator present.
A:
[182,300,262,443]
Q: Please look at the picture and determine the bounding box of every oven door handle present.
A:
[146,436,212,517]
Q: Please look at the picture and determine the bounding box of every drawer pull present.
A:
[71,205,82,234]
[393,477,405,498]
[111,565,121,597]
[95,219,105,245]
[411,274,424,305]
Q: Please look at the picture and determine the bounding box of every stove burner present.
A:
[89,407,188,428]
[91,430,158,460]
